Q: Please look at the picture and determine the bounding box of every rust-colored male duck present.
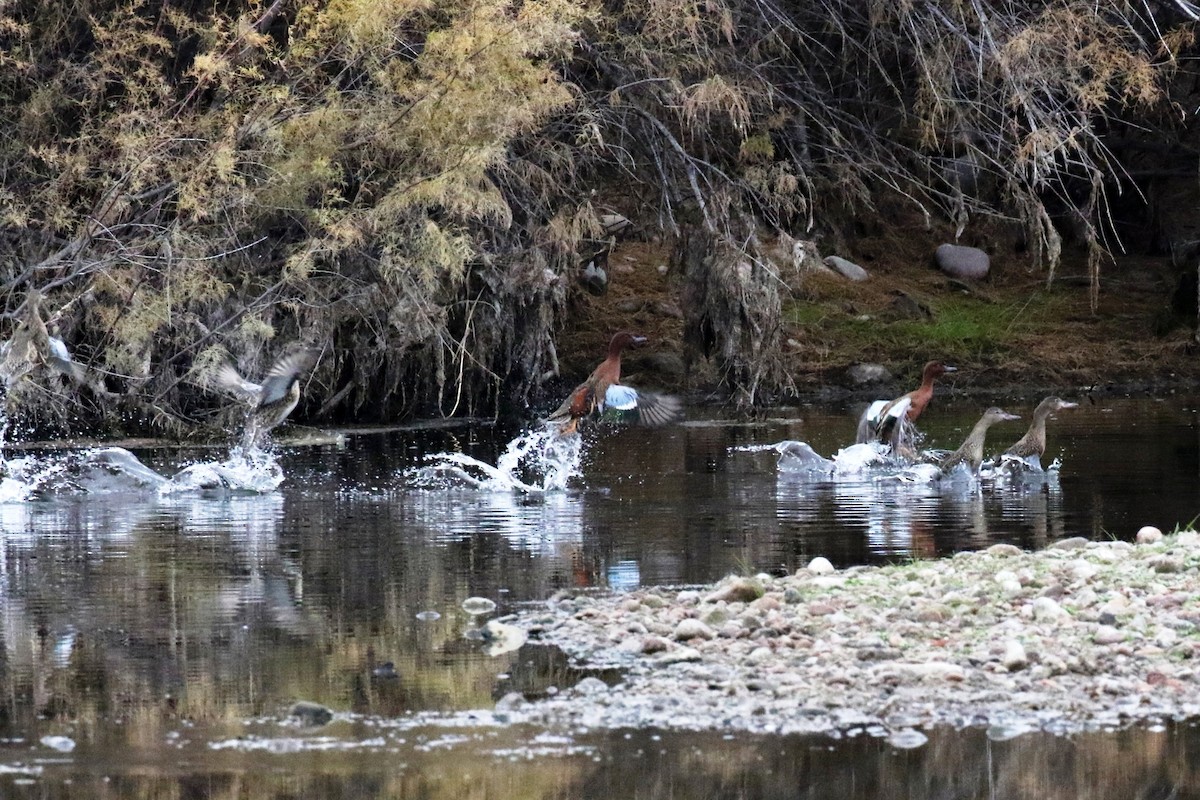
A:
[939,406,1020,475]
[214,344,317,449]
[857,360,957,448]
[548,332,682,435]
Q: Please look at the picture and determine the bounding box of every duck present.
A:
[856,360,957,449]
[548,331,682,435]
[1003,396,1077,464]
[213,344,317,449]
[939,406,1020,475]
[0,290,53,389]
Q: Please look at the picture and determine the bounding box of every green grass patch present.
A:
[787,290,1071,364]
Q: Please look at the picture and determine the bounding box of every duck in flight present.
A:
[548,332,682,435]
[856,360,956,451]
[0,289,96,391]
[213,345,317,449]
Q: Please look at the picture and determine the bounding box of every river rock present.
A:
[986,544,1023,558]
[674,619,716,641]
[1137,526,1164,545]
[1094,625,1124,645]
[807,557,836,575]
[1003,640,1028,672]
[1151,556,1185,574]
[289,701,334,727]
[845,363,892,385]
[706,577,765,603]
[934,243,990,280]
[1049,537,1089,551]
[572,677,610,695]
[1032,597,1069,622]
[823,255,869,281]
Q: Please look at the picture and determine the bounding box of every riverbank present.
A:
[557,234,1200,407]
[503,529,1200,744]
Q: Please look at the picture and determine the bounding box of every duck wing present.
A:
[258,349,316,408]
[213,361,262,403]
[602,384,683,427]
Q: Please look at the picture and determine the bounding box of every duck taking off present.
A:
[213,345,317,449]
[856,360,956,450]
[1003,396,1077,465]
[939,407,1020,475]
[548,332,682,435]
[0,289,96,392]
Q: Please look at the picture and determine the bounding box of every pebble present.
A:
[1151,556,1185,574]
[807,557,835,575]
[706,577,765,603]
[1135,525,1163,544]
[1094,625,1124,645]
[674,620,716,641]
[1049,537,1089,551]
[1032,597,1069,622]
[1003,640,1028,672]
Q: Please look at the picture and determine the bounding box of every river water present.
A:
[0,395,1197,798]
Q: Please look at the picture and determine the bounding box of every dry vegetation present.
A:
[0,0,1197,436]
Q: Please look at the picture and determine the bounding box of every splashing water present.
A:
[411,424,582,493]
[160,447,284,494]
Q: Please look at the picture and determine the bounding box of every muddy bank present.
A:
[501,529,1200,742]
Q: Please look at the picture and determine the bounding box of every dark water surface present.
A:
[0,395,1198,798]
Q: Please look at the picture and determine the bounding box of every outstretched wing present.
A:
[258,348,316,408]
[213,361,262,404]
[858,396,912,447]
[602,384,683,427]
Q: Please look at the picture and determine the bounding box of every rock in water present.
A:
[289,701,334,727]
[462,597,497,616]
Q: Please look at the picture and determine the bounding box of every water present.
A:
[0,396,1197,797]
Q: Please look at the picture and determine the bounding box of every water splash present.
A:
[160,447,284,494]
[411,424,582,493]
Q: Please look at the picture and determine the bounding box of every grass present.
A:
[786,292,1065,365]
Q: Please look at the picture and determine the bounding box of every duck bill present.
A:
[941,365,958,373]
[1059,401,1079,409]
[1000,412,1020,421]
[630,335,649,347]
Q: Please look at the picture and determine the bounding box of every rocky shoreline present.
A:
[502,528,1200,745]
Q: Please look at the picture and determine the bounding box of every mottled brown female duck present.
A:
[214,345,317,449]
[940,407,1020,475]
[1004,396,1077,461]
[548,332,682,435]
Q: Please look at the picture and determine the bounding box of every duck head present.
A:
[1037,396,1078,416]
[922,361,957,381]
[982,407,1020,424]
[607,331,648,355]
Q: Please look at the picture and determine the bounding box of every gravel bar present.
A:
[502,528,1200,743]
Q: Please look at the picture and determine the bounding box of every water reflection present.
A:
[0,398,1191,795]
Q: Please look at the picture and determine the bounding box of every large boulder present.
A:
[935,244,990,280]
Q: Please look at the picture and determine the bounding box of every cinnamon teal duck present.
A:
[548,332,682,435]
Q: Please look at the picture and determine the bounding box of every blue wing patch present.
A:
[604,384,639,411]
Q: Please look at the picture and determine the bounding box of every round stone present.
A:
[1136,526,1164,545]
